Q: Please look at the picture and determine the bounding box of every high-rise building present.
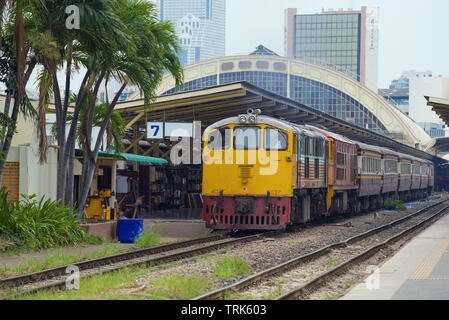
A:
[416,122,446,138]
[389,70,433,89]
[378,70,433,116]
[155,0,225,66]
[285,7,379,92]
[379,71,449,125]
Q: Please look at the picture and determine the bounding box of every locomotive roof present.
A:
[305,125,355,144]
[205,114,433,164]
[354,141,384,155]
[205,115,328,140]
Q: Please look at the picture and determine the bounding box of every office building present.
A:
[155,0,225,65]
[285,7,379,92]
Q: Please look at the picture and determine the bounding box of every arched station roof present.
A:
[129,54,431,148]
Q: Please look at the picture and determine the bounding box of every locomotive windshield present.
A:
[233,126,261,150]
[207,127,231,150]
[263,128,288,150]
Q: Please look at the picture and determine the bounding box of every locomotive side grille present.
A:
[239,165,253,178]
[239,165,253,185]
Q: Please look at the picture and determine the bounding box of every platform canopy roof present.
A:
[116,81,437,161]
[426,96,449,126]
[74,149,167,164]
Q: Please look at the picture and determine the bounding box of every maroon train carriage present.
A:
[411,157,422,194]
[398,153,413,201]
[428,162,435,191]
[381,148,399,197]
[306,126,358,215]
[419,160,434,197]
[294,127,328,223]
[355,142,384,211]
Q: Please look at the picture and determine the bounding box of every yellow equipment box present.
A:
[85,189,117,220]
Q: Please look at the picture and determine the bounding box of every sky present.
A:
[6,0,449,94]
[225,0,449,88]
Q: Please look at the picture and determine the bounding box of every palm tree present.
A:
[0,1,42,185]
[49,92,126,207]
[29,0,129,203]
[76,0,183,217]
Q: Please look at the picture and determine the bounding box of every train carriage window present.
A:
[336,152,345,166]
[305,157,309,178]
[207,127,231,150]
[299,135,306,155]
[234,126,260,150]
[385,159,398,174]
[304,136,310,155]
[264,128,288,150]
[411,164,420,175]
[337,168,345,180]
[400,162,411,174]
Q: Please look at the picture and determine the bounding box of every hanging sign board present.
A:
[164,122,193,138]
[146,121,164,139]
[147,122,193,139]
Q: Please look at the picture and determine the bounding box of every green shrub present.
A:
[213,256,252,279]
[0,187,84,250]
[151,275,209,299]
[135,230,161,247]
[384,198,404,209]
[82,232,106,245]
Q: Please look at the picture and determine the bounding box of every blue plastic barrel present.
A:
[118,219,144,243]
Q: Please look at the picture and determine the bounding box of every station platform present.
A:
[140,208,202,220]
[143,218,209,241]
[341,211,449,300]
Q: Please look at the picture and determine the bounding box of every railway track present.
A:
[0,231,273,300]
[193,198,449,300]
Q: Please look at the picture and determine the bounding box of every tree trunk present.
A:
[65,146,75,208]
[53,75,67,203]
[77,83,127,218]
[0,94,21,184]
[0,91,12,148]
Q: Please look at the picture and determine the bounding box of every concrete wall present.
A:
[18,126,58,201]
[0,95,37,148]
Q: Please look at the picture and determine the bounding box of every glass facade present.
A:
[220,72,288,97]
[290,75,386,134]
[163,75,217,95]
[162,69,388,135]
[294,13,361,81]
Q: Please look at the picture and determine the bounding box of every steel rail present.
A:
[1,232,272,300]
[277,203,449,300]
[0,233,227,289]
[193,198,449,300]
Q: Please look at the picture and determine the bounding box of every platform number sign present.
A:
[147,122,164,139]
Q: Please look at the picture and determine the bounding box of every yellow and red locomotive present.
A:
[202,109,434,230]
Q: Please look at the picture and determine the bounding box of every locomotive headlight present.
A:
[248,115,256,123]
[239,115,247,123]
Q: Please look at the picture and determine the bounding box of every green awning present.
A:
[119,152,168,164]
[75,149,167,164]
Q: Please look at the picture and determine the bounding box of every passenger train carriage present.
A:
[202,110,435,230]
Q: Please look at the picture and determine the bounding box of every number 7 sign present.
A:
[147,122,164,139]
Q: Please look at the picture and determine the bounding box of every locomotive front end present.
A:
[202,110,295,230]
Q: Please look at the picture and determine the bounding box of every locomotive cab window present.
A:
[207,127,231,150]
[263,128,288,150]
[234,126,260,150]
